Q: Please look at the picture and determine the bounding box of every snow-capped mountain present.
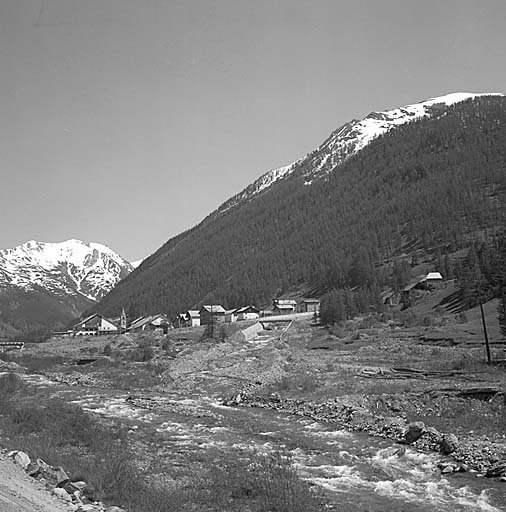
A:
[217,92,503,214]
[0,239,133,302]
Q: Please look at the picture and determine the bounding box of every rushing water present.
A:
[19,374,506,511]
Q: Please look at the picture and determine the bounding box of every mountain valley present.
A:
[0,240,133,339]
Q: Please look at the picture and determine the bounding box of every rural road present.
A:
[0,452,70,512]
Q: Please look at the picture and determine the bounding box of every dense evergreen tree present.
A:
[392,259,411,291]
[456,233,506,309]
[320,289,346,325]
[91,97,506,318]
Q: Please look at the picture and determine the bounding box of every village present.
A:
[65,298,321,337]
[61,271,446,338]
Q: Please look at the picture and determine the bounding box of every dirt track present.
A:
[0,451,70,512]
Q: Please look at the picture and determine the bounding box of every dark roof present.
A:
[74,313,104,328]
[129,314,169,330]
[200,305,226,314]
[235,305,260,314]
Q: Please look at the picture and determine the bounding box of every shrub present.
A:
[195,452,322,512]
[356,315,382,329]
[137,340,154,362]
[0,372,25,395]
[328,323,347,338]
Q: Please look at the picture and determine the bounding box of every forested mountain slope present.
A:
[94,95,506,318]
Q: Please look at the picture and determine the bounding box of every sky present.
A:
[1,0,506,261]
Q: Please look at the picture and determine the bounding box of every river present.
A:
[20,372,505,512]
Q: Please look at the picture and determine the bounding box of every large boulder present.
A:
[440,433,459,454]
[28,459,69,485]
[404,421,426,444]
[53,487,72,502]
[8,450,31,469]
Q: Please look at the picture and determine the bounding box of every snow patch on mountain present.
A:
[0,239,133,301]
[131,259,144,269]
[217,92,504,214]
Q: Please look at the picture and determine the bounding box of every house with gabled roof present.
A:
[273,299,297,315]
[185,310,201,327]
[419,272,443,288]
[129,314,171,334]
[235,305,260,321]
[300,299,320,313]
[199,305,226,325]
[74,313,118,336]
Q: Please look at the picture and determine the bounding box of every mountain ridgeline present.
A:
[95,95,506,319]
[0,240,133,339]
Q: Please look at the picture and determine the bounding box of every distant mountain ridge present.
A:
[0,239,132,301]
[0,239,133,338]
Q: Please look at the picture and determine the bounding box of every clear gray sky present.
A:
[1,0,505,261]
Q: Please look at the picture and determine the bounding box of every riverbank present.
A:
[1,314,506,510]
[223,390,506,477]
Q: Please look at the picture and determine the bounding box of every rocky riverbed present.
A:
[223,390,506,478]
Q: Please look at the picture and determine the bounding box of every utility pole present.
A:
[479,302,491,364]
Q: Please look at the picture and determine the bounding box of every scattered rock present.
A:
[58,479,83,495]
[440,463,456,474]
[76,505,103,512]
[53,486,72,502]
[8,450,31,469]
[381,445,406,458]
[404,421,426,444]
[486,460,506,478]
[70,480,87,491]
[27,459,69,485]
[441,433,459,454]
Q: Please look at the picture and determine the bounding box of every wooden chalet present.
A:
[235,305,260,321]
[300,299,320,313]
[186,310,201,327]
[418,272,444,289]
[128,314,171,334]
[199,305,226,325]
[273,299,297,315]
